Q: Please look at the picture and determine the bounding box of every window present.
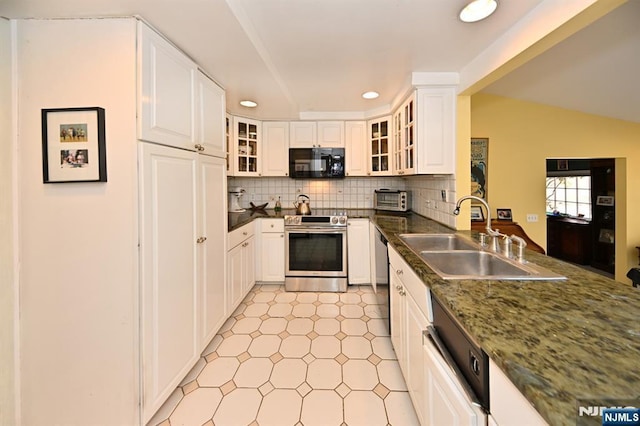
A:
[546,176,591,219]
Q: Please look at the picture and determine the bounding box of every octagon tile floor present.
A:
[148,284,420,426]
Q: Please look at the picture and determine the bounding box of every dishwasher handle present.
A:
[424,326,485,410]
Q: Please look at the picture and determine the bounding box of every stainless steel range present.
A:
[284,210,348,292]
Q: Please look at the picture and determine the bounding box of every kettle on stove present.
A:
[293,194,312,215]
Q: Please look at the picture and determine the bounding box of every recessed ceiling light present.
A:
[459,0,498,23]
[362,91,379,100]
[240,100,258,108]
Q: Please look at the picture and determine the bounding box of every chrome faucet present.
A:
[453,195,527,262]
[453,195,500,238]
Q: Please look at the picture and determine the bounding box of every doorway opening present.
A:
[546,158,615,277]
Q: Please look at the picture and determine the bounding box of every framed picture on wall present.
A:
[41,107,107,183]
[596,195,614,206]
[470,206,485,222]
[497,208,513,221]
[598,228,615,244]
[471,138,488,200]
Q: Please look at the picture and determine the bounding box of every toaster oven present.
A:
[374,189,411,212]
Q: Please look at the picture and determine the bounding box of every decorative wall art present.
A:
[41,107,107,183]
[471,138,488,200]
[470,205,485,222]
[497,208,513,221]
[596,195,614,206]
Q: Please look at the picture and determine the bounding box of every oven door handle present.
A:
[424,326,484,409]
[285,227,346,233]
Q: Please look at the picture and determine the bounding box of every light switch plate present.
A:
[526,214,538,222]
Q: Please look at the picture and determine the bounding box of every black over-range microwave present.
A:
[289,148,345,179]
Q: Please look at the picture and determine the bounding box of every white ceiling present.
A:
[1,0,637,122]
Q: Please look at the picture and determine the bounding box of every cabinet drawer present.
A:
[389,245,432,322]
[228,222,255,249]
[261,218,284,233]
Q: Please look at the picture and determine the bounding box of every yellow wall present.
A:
[471,93,640,283]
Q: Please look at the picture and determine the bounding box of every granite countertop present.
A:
[372,212,640,426]
[228,209,640,425]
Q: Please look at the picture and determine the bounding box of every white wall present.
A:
[0,17,18,426]
[17,18,139,425]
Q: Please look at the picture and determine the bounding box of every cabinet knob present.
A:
[194,144,205,151]
[243,232,248,236]
[280,234,284,238]
[196,237,207,243]
[396,285,402,290]
[396,269,403,275]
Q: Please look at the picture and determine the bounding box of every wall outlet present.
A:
[526,214,538,222]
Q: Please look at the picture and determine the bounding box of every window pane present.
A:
[577,189,590,203]
[577,203,591,219]
[565,203,578,216]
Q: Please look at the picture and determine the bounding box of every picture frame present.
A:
[41,107,107,183]
[598,228,615,244]
[557,159,569,171]
[471,138,488,200]
[470,205,485,222]
[596,195,614,206]
[497,208,513,221]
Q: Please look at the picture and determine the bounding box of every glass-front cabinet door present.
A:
[226,114,232,175]
[392,93,416,175]
[402,96,415,173]
[368,116,392,176]
[392,110,403,174]
[233,116,261,176]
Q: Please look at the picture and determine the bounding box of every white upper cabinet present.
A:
[393,94,416,175]
[196,72,226,158]
[138,22,197,150]
[368,116,392,176]
[392,88,456,176]
[289,121,317,148]
[317,121,345,147]
[233,117,261,176]
[415,86,456,174]
[345,121,367,177]
[262,121,289,176]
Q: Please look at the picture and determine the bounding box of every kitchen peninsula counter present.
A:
[372,212,640,426]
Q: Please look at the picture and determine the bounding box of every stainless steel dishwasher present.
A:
[373,227,390,334]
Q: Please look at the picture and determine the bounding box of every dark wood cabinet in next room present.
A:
[547,216,592,265]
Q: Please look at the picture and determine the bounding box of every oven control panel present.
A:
[284,215,348,227]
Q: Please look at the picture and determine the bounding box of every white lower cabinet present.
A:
[139,142,200,422]
[257,219,285,282]
[489,358,548,426]
[140,143,228,423]
[389,245,431,425]
[197,154,228,347]
[347,219,371,285]
[227,223,255,312]
[423,339,485,426]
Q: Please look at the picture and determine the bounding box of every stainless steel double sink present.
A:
[398,234,566,281]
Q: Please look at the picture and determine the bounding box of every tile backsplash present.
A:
[405,175,457,228]
[229,174,457,228]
